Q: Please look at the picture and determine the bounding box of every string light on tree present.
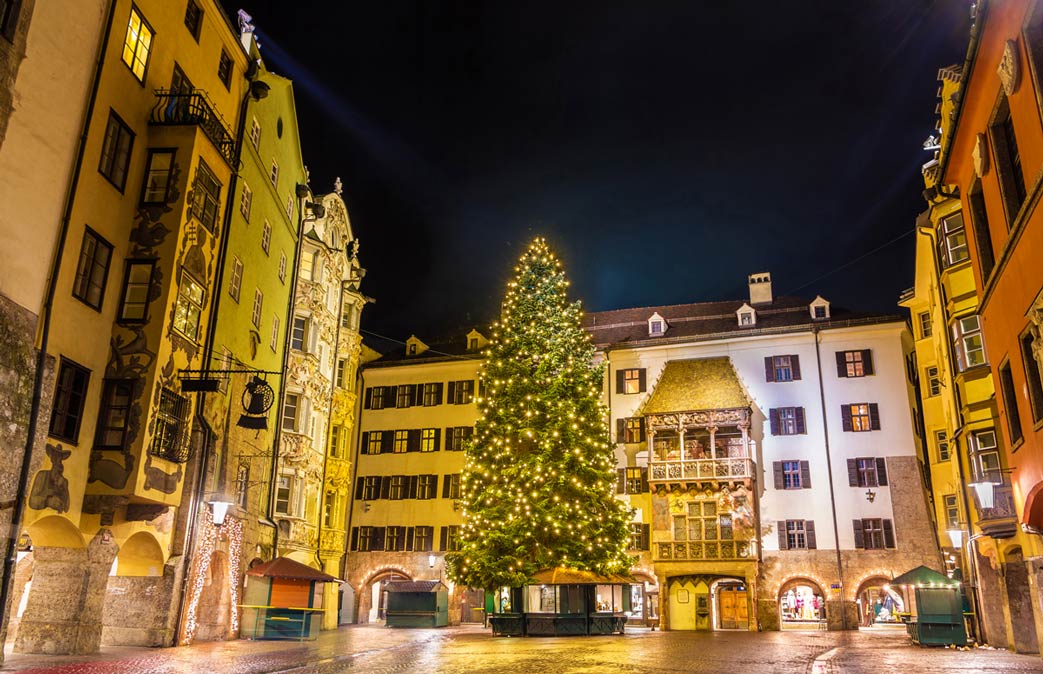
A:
[445,237,633,590]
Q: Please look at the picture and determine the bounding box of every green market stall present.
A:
[385,580,449,628]
[488,567,632,636]
[891,565,967,646]
[239,557,340,640]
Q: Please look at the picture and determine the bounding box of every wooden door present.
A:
[718,588,748,630]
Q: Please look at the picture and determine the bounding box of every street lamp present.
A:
[969,479,996,509]
[946,527,964,548]
[209,500,235,526]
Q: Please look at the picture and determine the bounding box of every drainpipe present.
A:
[0,0,118,639]
[343,362,367,622]
[813,327,848,630]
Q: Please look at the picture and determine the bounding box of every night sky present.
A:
[220,1,972,348]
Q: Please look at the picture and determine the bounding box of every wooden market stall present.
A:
[891,565,967,647]
[488,567,632,636]
[385,580,449,628]
[239,557,341,640]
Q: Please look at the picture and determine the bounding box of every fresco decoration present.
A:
[28,443,72,513]
[143,451,184,494]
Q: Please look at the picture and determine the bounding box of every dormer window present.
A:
[408,343,417,355]
[740,313,754,325]
[468,337,478,351]
[736,302,757,327]
[809,295,831,320]
[647,312,667,337]
[405,335,429,356]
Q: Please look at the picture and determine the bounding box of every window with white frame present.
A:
[261,220,271,255]
[285,194,293,219]
[251,289,262,327]
[228,257,243,302]
[278,251,287,283]
[393,430,409,453]
[970,429,1001,482]
[172,272,205,340]
[275,474,296,515]
[952,315,986,371]
[938,211,969,267]
[270,159,279,187]
[936,429,950,461]
[919,312,932,338]
[249,117,261,149]
[925,366,941,396]
[240,182,252,221]
[270,315,279,351]
[421,428,438,452]
[282,393,301,431]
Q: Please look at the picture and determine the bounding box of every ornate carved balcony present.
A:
[654,539,753,561]
[649,457,753,483]
[150,90,235,164]
[975,483,1018,539]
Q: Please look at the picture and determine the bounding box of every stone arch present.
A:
[101,531,173,647]
[1002,546,1039,653]
[855,575,904,626]
[1022,481,1043,529]
[777,576,826,627]
[355,567,413,625]
[114,531,164,576]
[25,514,85,549]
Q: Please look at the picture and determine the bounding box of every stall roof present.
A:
[245,557,341,583]
[530,567,634,585]
[890,565,959,588]
[385,580,447,593]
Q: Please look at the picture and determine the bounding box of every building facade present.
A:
[939,0,1043,654]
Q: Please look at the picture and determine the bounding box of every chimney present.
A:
[748,272,773,305]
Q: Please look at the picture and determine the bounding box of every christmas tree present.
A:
[446,237,633,591]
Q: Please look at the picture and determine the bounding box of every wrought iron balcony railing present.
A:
[649,457,752,482]
[150,90,235,164]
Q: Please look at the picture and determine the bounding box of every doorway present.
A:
[716,581,748,630]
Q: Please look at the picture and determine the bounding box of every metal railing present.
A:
[150,90,235,164]
[648,457,752,481]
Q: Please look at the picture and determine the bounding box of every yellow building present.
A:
[7,0,253,654]
[899,64,1034,649]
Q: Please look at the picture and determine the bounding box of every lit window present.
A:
[842,351,866,377]
[622,368,643,394]
[420,428,438,452]
[270,159,279,187]
[72,228,112,310]
[393,430,409,453]
[365,432,382,455]
[172,272,205,340]
[843,403,879,432]
[938,212,968,267]
[121,7,153,82]
[228,257,243,302]
[650,320,663,335]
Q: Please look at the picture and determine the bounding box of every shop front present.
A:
[778,579,826,630]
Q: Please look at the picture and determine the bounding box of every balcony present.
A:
[654,539,753,561]
[150,90,235,164]
[649,457,753,484]
[974,483,1019,539]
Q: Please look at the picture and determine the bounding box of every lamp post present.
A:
[209,500,236,527]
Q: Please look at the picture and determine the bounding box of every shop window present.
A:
[841,403,880,432]
[999,361,1024,446]
[616,368,646,393]
[141,149,175,204]
[49,358,91,442]
[122,6,153,82]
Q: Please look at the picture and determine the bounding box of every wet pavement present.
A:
[3,624,1043,674]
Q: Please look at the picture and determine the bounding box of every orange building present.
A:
[942,0,1043,649]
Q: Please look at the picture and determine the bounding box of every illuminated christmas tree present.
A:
[446,237,633,591]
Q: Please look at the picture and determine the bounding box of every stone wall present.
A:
[101,571,176,647]
[0,0,36,148]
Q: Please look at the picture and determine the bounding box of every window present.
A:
[423,382,443,406]
[854,518,894,550]
[249,117,261,149]
[999,361,1024,446]
[847,457,888,488]
[623,467,647,494]
[285,194,294,219]
[149,388,189,462]
[448,380,474,404]
[191,160,221,232]
[270,159,279,187]
[72,228,112,310]
[447,426,472,451]
[969,183,996,281]
[925,366,941,396]
[368,386,387,410]
[49,358,90,442]
[629,523,650,551]
[361,476,380,500]
[1021,331,1043,423]
[468,337,479,351]
[251,289,262,328]
[650,320,663,335]
[769,407,805,436]
[117,260,154,322]
[414,526,434,552]
[355,526,379,552]
[388,475,407,500]
[261,220,271,254]
[776,460,807,489]
[269,315,279,351]
[290,316,308,352]
[943,494,959,529]
[841,403,880,432]
[617,368,646,394]
[334,360,346,388]
[393,430,409,454]
[938,211,969,267]
[228,257,243,302]
[396,385,414,408]
[235,464,249,508]
[969,429,1001,482]
[94,379,133,449]
[992,101,1027,225]
[836,350,873,378]
[217,50,233,89]
[813,305,827,319]
[420,428,439,452]
[785,520,807,550]
[441,525,461,552]
[936,430,950,462]
[171,272,205,340]
[417,474,437,499]
[952,315,986,371]
[282,393,300,431]
[121,6,153,81]
[739,311,754,326]
[342,302,359,330]
[299,249,314,280]
[443,473,461,499]
[384,525,405,551]
[278,252,287,283]
[765,355,801,382]
[239,182,252,221]
[184,0,202,40]
[618,417,646,443]
[99,112,134,191]
[141,149,175,204]
[275,475,294,515]
[1,0,23,41]
[919,312,932,338]
[672,501,731,543]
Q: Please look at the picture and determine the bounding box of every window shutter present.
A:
[638,417,647,442]
[876,458,888,486]
[413,383,423,405]
[433,428,441,450]
[442,475,451,498]
[355,477,364,500]
[883,519,895,548]
[638,369,647,392]
[380,430,392,453]
[408,429,420,452]
[869,403,881,430]
[360,431,369,454]
[371,527,384,551]
[406,527,415,552]
[350,527,359,551]
[616,468,626,494]
[841,405,853,431]
[790,355,802,380]
[387,385,399,407]
[641,467,649,493]
[862,350,875,375]
[852,520,865,549]
[847,459,858,487]
[616,418,626,443]
[447,380,456,404]
[836,352,847,378]
[363,388,372,409]
[805,521,817,549]
[641,523,650,550]
[380,476,391,499]
[439,526,448,551]
[795,407,806,434]
[773,461,784,490]
[769,409,780,436]
[800,460,811,489]
[408,475,419,499]
[616,370,625,393]
[778,522,789,550]
[764,357,775,382]
[435,382,444,404]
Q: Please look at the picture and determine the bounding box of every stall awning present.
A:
[642,357,749,414]
[890,565,959,588]
[530,567,634,585]
[245,557,341,583]
[385,580,447,593]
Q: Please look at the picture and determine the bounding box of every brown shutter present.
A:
[764,357,775,382]
[778,522,789,550]
[791,355,802,380]
[433,428,441,451]
[408,475,419,499]
[350,527,359,551]
[795,407,806,434]
[616,468,626,494]
[442,475,450,498]
[800,460,811,489]
[407,429,420,452]
[435,382,444,404]
[638,417,647,442]
[388,385,399,407]
[862,349,875,375]
[447,381,456,404]
[363,388,372,409]
[641,467,649,492]
[876,458,888,486]
[641,523,650,550]
[883,519,895,548]
[805,520,817,549]
[769,409,780,436]
[374,527,386,551]
[439,526,448,551]
[638,369,647,392]
[773,461,784,490]
[380,476,391,499]
[869,403,881,430]
[360,431,369,454]
[616,370,625,393]
[355,477,364,500]
[841,405,853,431]
[852,520,865,548]
[836,351,847,378]
[380,430,392,453]
[617,418,626,443]
[406,527,415,552]
[847,459,859,487]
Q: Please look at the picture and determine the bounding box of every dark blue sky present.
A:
[222,1,972,345]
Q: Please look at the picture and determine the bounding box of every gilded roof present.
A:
[642,357,749,414]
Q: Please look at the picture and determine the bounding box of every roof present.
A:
[245,557,341,583]
[363,328,490,368]
[643,357,748,414]
[583,296,901,348]
[890,565,958,588]
[385,580,447,593]
[529,567,634,585]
